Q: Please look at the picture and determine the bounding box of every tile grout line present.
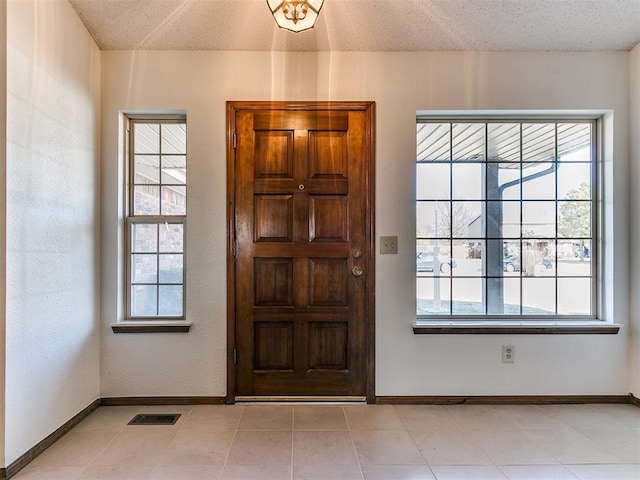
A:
[448,405,560,468]
[147,405,185,477]
[496,463,582,480]
[343,405,366,480]
[218,405,244,480]
[146,406,185,478]
[12,404,638,479]
[151,405,195,479]
[70,406,142,479]
[391,405,439,480]
[40,405,141,479]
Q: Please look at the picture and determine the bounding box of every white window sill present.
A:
[413,321,621,334]
[111,321,192,334]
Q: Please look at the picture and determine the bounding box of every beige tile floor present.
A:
[12,403,640,480]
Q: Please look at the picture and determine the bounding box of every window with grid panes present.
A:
[416,118,597,319]
[126,117,186,319]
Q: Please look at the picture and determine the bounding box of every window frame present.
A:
[124,115,187,321]
[415,114,601,323]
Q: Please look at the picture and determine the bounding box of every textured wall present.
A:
[0,0,6,469]
[5,0,101,465]
[101,50,631,398]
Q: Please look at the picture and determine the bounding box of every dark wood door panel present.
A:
[253,258,294,306]
[228,102,374,400]
[309,196,349,243]
[251,243,350,258]
[254,130,295,179]
[308,258,349,306]
[251,373,352,396]
[308,321,349,370]
[252,110,349,131]
[254,195,294,242]
[253,322,294,371]
[253,179,349,195]
[308,130,349,179]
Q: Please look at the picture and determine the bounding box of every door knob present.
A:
[352,265,364,277]
[352,247,363,258]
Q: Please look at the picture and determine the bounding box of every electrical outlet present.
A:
[380,236,398,254]
[502,345,515,363]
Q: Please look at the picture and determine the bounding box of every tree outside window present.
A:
[416,119,595,318]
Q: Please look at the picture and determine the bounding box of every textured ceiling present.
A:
[68,0,640,52]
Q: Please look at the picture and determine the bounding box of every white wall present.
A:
[101,50,630,397]
[5,0,101,465]
[630,43,640,398]
[0,0,6,469]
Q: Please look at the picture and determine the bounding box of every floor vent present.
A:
[127,414,181,425]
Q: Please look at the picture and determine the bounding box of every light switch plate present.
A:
[380,236,398,254]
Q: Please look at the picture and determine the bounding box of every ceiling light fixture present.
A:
[267,0,324,33]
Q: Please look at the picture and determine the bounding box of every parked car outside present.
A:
[503,255,552,272]
[417,252,457,273]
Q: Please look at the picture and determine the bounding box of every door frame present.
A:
[226,101,376,404]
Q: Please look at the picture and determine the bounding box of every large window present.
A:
[126,117,186,319]
[416,118,597,319]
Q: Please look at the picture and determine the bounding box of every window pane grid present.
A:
[554,123,559,316]
[127,118,186,319]
[131,121,187,217]
[129,219,185,316]
[132,155,186,185]
[416,119,595,319]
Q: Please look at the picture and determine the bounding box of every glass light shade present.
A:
[267,0,324,33]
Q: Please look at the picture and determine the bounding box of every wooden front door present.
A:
[227,102,375,400]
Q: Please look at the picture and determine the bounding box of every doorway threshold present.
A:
[235,396,366,405]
